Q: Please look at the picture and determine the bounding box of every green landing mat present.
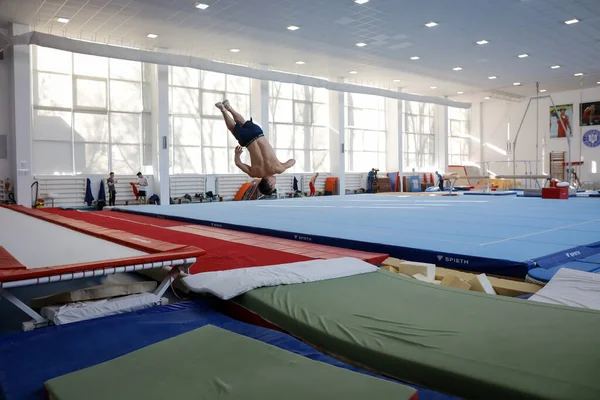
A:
[235,269,600,400]
[45,325,416,400]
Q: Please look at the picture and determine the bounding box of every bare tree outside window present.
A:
[404,101,435,169]
[31,46,151,175]
[448,107,471,166]
[345,93,387,172]
[269,82,330,173]
[168,68,251,174]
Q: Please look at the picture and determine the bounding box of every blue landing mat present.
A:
[0,299,450,400]
[115,195,600,277]
[528,247,600,282]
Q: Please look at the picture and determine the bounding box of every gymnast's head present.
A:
[258,176,276,196]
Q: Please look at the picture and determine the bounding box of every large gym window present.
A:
[31,46,151,176]
[404,101,435,169]
[345,93,387,173]
[269,82,330,173]
[448,107,471,165]
[168,67,251,174]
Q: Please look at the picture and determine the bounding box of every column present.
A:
[8,23,32,207]
[329,83,345,195]
[152,64,170,205]
[469,101,484,173]
[397,93,404,191]
[436,104,449,171]
[385,98,399,172]
[250,68,269,141]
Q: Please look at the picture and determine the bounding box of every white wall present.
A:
[481,87,600,182]
[0,27,11,183]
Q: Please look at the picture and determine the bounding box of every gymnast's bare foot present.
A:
[222,99,231,111]
[215,102,225,111]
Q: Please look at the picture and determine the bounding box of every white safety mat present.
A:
[529,268,600,311]
[41,293,161,325]
[182,257,377,300]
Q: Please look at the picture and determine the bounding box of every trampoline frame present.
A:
[0,258,195,331]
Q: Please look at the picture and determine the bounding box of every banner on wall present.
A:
[580,101,600,127]
[583,129,600,148]
[549,104,574,139]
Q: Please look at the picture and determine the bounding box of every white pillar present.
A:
[250,70,269,141]
[8,23,32,207]
[469,101,484,173]
[436,104,449,171]
[397,94,404,191]
[329,85,345,195]
[152,64,170,204]
[385,98,399,172]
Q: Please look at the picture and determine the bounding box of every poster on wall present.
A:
[583,129,600,148]
[549,104,573,138]
[580,101,600,126]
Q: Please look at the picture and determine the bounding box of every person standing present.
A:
[309,172,319,197]
[107,172,117,206]
[136,172,148,204]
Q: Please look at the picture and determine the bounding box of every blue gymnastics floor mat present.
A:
[115,195,600,278]
[0,299,450,400]
[528,245,600,282]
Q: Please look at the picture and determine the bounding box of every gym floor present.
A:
[116,194,600,275]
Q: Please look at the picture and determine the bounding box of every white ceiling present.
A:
[2,0,600,100]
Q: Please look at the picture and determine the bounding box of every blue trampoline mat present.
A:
[0,299,450,400]
[115,195,600,277]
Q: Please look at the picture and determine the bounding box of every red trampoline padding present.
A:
[0,246,26,271]
[2,205,187,254]
[41,208,314,274]
[0,245,205,283]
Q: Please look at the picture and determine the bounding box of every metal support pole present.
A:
[536,82,539,177]
[512,98,533,189]
[549,96,571,182]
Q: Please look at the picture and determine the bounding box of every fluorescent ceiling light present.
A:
[410,56,420,60]
[518,54,529,58]
[565,18,579,25]
[513,82,521,86]
[430,86,437,89]
[425,21,438,27]
[393,79,401,82]
[194,3,209,9]
[230,48,240,52]
[476,40,488,45]
[457,91,464,94]
[349,70,358,74]
[540,89,547,93]
[574,72,583,76]
[551,65,561,69]
[484,96,490,100]
[354,0,369,4]
[356,42,367,47]
[287,25,299,31]
[453,67,463,71]
[488,76,497,80]
[57,17,70,23]
[295,61,305,65]
[147,34,158,39]
[597,82,600,85]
